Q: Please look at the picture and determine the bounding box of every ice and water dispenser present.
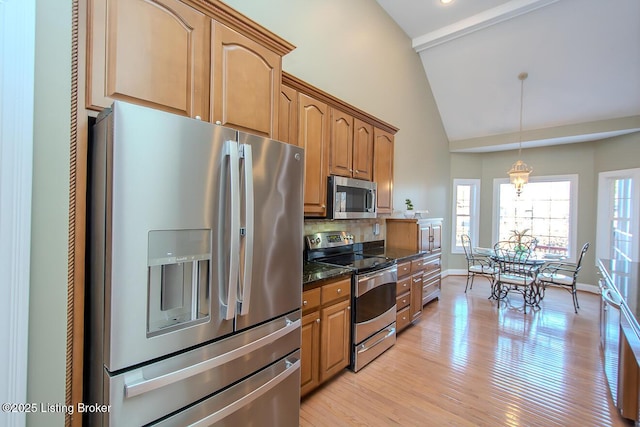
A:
[147,229,211,336]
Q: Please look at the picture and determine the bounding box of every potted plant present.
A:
[405,199,414,218]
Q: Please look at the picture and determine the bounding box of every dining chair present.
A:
[493,240,540,313]
[536,242,590,313]
[461,234,497,293]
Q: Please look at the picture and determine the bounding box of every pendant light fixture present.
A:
[508,72,533,197]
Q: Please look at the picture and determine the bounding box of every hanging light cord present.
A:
[518,72,528,157]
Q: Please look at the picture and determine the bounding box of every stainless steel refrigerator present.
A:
[87,101,304,426]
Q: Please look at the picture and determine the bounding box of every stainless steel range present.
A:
[305,232,398,371]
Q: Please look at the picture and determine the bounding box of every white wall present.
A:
[224,0,452,256]
[449,131,640,286]
[27,0,71,425]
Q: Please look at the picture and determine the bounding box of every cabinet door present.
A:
[211,22,281,137]
[373,128,394,214]
[419,224,431,253]
[279,85,298,145]
[320,299,350,382]
[298,93,330,216]
[410,273,423,322]
[329,109,354,178]
[88,0,210,118]
[431,223,442,252]
[352,119,374,181]
[300,310,320,396]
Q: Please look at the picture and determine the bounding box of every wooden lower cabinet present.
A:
[395,258,423,333]
[387,218,442,307]
[300,310,321,395]
[320,299,350,381]
[301,276,351,397]
[422,254,441,305]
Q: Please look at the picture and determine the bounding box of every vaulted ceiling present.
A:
[376,0,640,152]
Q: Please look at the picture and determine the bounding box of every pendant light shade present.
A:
[508,72,532,196]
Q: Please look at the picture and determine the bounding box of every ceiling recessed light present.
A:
[441,0,454,4]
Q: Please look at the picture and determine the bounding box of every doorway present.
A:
[597,168,640,262]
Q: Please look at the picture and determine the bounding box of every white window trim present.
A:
[596,168,640,262]
[451,178,480,254]
[0,1,35,426]
[492,174,579,261]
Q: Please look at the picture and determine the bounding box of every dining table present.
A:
[473,246,567,306]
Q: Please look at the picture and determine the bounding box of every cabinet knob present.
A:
[303,300,308,306]
[194,115,202,120]
[215,120,222,125]
[403,283,408,288]
[337,288,342,294]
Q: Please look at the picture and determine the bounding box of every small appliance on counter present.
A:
[305,231,397,371]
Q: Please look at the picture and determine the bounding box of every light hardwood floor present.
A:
[300,275,633,426]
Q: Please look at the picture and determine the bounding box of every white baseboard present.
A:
[442,270,599,294]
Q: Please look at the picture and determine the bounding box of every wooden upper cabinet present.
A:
[352,119,374,181]
[329,109,354,178]
[87,0,210,118]
[211,22,281,138]
[279,84,298,145]
[298,93,330,217]
[373,127,394,214]
[329,112,373,181]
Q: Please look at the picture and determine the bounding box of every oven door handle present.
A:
[357,326,396,354]
[358,266,397,283]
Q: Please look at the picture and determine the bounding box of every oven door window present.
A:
[354,282,395,323]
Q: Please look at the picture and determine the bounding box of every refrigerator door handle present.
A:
[223,140,240,320]
[190,358,301,427]
[124,318,301,398]
[239,144,254,316]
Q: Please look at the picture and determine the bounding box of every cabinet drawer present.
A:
[396,306,411,331]
[321,278,351,305]
[396,276,411,295]
[411,257,426,273]
[423,257,441,273]
[423,274,440,288]
[397,261,411,277]
[302,288,321,312]
[396,293,410,310]
[423,279,441,303]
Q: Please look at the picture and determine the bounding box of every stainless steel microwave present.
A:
[327,176,377,219]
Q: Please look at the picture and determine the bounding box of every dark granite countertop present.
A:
[303,244,425,287]
[381,248,426,263]
[598,258,640,331]
[303,261,353,287]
